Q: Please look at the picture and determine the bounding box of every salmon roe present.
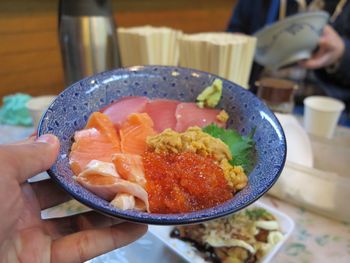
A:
[143,151,233,213]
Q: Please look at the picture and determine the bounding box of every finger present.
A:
[30,179,71,210]
[300,43,330,69]
[301,53,332,69]
[51,222,148,263]
[45,211,124,239]
[0,134,60,183]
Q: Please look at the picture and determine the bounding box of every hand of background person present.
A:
[0,134,147,263]
[300,25,345,69]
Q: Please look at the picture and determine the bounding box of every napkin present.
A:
[0,93,33,126]
[117,25,183,67]
[178,32,257,89]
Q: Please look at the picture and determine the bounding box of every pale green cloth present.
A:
[0,93,33,126]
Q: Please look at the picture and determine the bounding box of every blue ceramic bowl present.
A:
[38,65,286,225]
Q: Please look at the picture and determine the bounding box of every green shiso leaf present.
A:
[202,124,256,173]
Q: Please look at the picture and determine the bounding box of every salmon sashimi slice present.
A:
[79,160,120,178]
[175,102,226,132]
[110,193,146,211]
[69,112,121,175]
[120,113,157,155]
[76,174,149,211]
[112,153,146,187]
[110,193,135,210]
[144,99,179,132]
[101,96,149,130]
[85,112,120,145]
[69,128,120,175]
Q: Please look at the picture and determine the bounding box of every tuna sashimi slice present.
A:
[120,113,156,155]
[144,99,179,132]
[76,174,149,211]
[175,102,226,132]
[101,96,149,130]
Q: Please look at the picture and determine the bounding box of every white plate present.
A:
[268,113,314,199]
[149,201,295,263]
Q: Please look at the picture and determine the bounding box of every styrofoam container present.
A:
[269,113,350,223]
[269,160,350,223]
[149,201,295,263]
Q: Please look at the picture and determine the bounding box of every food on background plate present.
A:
[170,207,284,263]
[69,80,256,214]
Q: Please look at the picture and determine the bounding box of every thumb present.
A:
[1,134,60,183]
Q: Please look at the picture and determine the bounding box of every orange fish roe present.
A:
[143,151,233,213]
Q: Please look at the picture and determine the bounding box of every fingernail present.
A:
[35,134,58,144]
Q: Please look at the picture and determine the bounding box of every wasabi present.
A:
[196,78,223,108]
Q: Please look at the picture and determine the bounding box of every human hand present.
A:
[300,25,345,69]
[0,134,147,263]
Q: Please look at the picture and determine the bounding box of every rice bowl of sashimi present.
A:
[38,65,286,225]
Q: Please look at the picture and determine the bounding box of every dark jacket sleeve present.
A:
[226,0,250,34]
[226,0,275,34]
[332,37,350,85]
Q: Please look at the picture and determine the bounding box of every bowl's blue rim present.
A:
[38,65,287,225]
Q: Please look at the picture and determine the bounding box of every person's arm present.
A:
[300,25,350,86]
[322,37,350,85]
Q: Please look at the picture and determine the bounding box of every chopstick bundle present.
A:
[178,32,257,89]
[117,26,183,67]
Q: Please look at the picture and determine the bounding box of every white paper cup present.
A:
[26,95,56,128]
[303,96,345,138]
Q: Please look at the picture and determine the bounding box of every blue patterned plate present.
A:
[38,65,286,225]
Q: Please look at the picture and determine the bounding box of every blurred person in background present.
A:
[227,0,350,114]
